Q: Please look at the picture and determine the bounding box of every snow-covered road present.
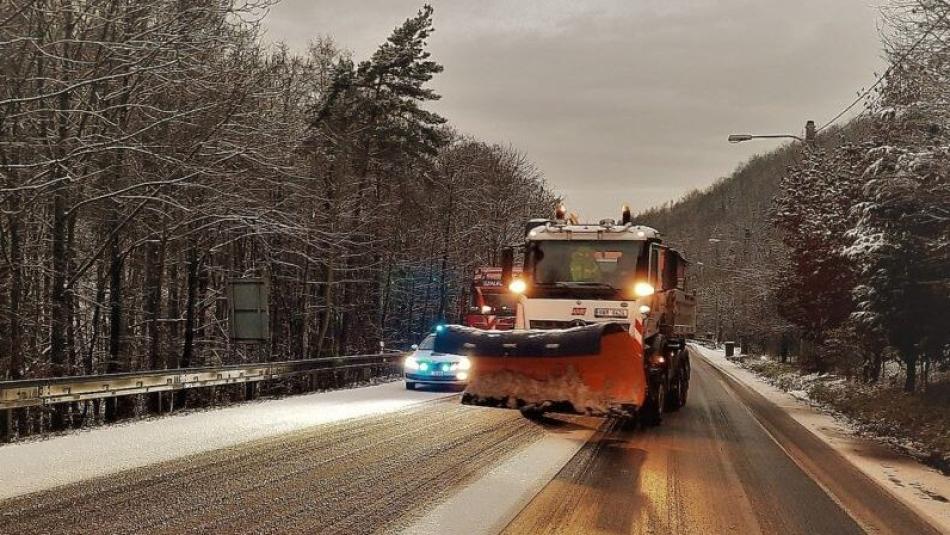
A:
[0,381,453,500]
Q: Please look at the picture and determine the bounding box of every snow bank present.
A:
[0,381,452,500]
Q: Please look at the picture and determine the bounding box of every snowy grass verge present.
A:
[742,358,950,476]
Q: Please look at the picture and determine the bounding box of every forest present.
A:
[0,2,556,433]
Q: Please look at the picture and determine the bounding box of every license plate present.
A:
[595,308,628,318]
[429,370,447,376]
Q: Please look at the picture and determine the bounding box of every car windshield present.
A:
[532,240,643,288]
[417,335,434,350]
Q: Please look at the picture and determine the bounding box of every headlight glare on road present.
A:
[458,357,472,371]
[404,356,419,371]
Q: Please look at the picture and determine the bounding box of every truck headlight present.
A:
[509,279,527,294]
[634,282,655,297]
[404,356,419,370]
[457,357,472,371]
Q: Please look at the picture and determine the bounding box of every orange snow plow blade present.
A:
[436,323,647,415]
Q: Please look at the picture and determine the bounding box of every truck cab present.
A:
[505,219,696,346]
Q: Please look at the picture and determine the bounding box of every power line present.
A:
[817,4,950,132]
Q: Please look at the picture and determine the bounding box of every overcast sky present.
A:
[264,1,884,217]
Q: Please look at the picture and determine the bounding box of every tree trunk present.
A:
[177,245,200,409]
[105,207,133,421]
[49,186,69,430]
[7,195,22,381]
[904,354,917,393]
[144,238,163,413]
[301,259,311,358]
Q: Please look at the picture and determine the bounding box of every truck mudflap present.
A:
[435,324,647,415]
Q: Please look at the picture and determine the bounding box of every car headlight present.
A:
[457,357,472,371]
[404,356,419,371]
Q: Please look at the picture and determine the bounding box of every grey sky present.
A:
[264,1,884,217]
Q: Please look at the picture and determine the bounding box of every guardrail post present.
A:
[1,409,12,443]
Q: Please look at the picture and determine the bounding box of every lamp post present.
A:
[728,120,816,146]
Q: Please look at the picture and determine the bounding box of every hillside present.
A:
[636,123,865,347]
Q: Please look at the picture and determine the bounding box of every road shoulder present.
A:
[693,344,950,534]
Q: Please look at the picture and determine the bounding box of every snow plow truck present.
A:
[436,206,696,425]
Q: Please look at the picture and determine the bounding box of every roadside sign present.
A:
[227,277,270,342]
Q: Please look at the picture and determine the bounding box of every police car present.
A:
[403,331,471,390]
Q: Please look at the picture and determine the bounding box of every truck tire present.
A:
[664,350,690,412]
[665,373,687,412]
[641,377,666,427]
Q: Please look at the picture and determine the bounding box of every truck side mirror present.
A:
[501,247,514,287]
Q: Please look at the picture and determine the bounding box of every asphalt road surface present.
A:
[503,352,939,534]
[0,349,939,534]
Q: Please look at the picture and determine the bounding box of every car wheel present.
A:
[405,381,416,390]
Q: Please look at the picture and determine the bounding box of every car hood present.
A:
[410,350,465,363]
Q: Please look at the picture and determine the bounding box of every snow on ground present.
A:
[0,381,453,500]
[692,344,950,533]
[403,415,601,535]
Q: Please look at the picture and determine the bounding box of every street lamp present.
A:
[728,133,804,143]
[728,120,816,145]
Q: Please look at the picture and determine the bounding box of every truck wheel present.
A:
[405,381,416,390]
[641,380,666,427]
[665,376,681,412]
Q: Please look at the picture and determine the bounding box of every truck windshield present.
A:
[532,240,643,289]
[481,292,517,311]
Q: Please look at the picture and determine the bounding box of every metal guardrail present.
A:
[0,352,404,411]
